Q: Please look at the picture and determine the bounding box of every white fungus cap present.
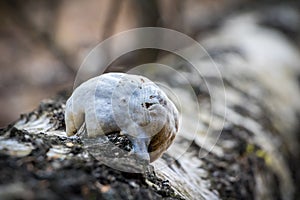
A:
[65,73,179,163]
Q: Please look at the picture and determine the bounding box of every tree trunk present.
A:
[1,12,300,200]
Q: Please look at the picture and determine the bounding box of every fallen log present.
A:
[1,13,300,200]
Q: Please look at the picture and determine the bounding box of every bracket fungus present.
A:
[65,73,179,164]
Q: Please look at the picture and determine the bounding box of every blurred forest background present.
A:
[1,0,300,127]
